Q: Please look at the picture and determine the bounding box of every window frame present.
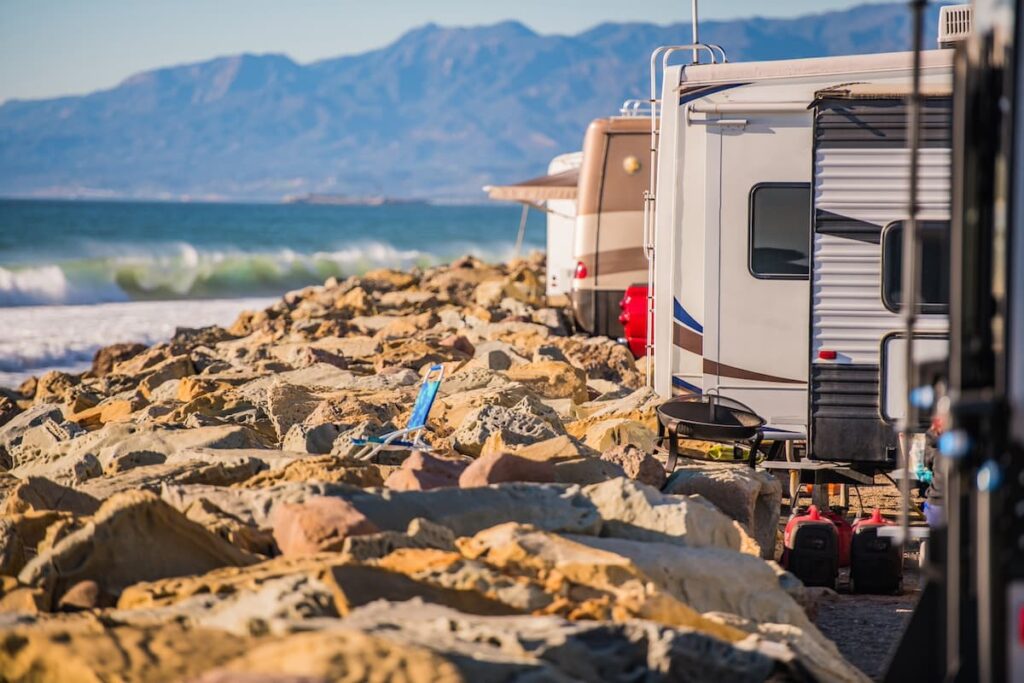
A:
[747,181,812,281]
[879,219,951,314]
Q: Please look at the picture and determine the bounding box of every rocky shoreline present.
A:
[0,255,867,682]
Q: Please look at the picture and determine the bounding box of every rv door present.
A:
[705,108,812,431]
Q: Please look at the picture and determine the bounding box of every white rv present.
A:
[649,49,953,467]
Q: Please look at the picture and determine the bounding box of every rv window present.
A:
[748,183,811,279]
[881,221,951,313]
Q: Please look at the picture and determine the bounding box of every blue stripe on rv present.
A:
[673,297,703,333]
[672,376,703,394]
[678,82,746,105]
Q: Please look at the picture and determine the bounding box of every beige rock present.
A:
[664,462,783,560]
[504,360,589,404]
[479,433,596,460]
[138,355,195,399]
[34,370,79,404]
[583,478,742,552]
[551,457,627,485]
[583,418,657,452]
[90,341,147,377]
[1,476,100,516]
[600,443,667,489]
[242,455,394,489]
[19,490,257,606]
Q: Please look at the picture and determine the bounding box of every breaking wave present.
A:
[0,240,515,307]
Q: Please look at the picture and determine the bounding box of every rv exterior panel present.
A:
[809,94,952,464]
[571,116,650,337]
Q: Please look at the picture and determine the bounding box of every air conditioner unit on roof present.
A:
[938,4,972,48]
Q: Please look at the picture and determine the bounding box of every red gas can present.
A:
[782,505,839,589]
[820,508,853,567]
[850,508,903,594]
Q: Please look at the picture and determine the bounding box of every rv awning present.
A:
[483,168,579,203]
[813,83,953,101]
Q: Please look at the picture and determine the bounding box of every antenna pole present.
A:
[691,0,700,62]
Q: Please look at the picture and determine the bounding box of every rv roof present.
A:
[677,49,954,88]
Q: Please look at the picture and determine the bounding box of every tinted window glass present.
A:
[749,184,811,278]
[882,221,950,312]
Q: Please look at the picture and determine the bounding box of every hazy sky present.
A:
[1,0,894,103]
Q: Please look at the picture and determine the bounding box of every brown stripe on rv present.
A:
[576,247,647,278]
[673,323,703,354]
[672,323,802,385]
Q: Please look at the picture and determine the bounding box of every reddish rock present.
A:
[271,496,379,556]
[600,444,667,489]
[440,334,475,357]
[57,580,102,611]
[384,451,468,491]
[458,451,557,488]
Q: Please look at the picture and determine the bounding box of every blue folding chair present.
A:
[353,364,445,460]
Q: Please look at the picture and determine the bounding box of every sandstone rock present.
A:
[664,463,783,560]
[547,336,643,388]
[264,381,321,441]
[439,333,475,356]
[0,403,65,463]
[479,433,596,461]
[138,355,195,399]
[473,279,506,308]
[373,339,461,372]
[583,418,657,452]
[91,342,147,377]
[584,478,741,551]
[57,579,102,611]
[600,443,667,489]
[19,490,257,606]
[242,455,393,489]
[271,496,380,556]
[79,459,263,499]
[6,417,86,469]
[551,457,628,485]
[452,402,561,457]
[198,627,462,683]
[10,451,102,487]
[504,360,588,403]
[34,370,79,404]
[97,424,267,473]
[458,451,556,487]
[0,620,250,683]
[1,476,100,516]
[281,422,342,454]
[384,451,467,491]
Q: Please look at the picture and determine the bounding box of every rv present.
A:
[649,48,954,467]
[570,113,652,341]
[484,151,582,299]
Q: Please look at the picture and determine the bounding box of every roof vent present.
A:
[938,4,972,48]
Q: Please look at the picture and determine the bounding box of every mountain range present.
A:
[0,2,952,202]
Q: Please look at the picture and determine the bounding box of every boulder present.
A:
[271,496,380,556]
[458,451,556,487]
[546,336,643,388]
[33,371,79,404]
[600,443,667,489]
[10,451,102,487]
[1,476,100,516]
[19,490,257,606]
[138,355,195,398]
[479,433,596,460]
[96,424,267,473]
[90,342,147,377]
[384,451,468,491]
[663,463,783,559]
[264,381,321,441]
[281,422,343,454]
[551,457,628,485]
[451,402,561,457]
[583,418,657,452]
[503,360,589,403]
[583,478,742,552]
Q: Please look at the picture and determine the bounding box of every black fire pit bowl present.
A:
[657,394,766,442]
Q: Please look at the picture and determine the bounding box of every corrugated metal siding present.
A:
[812,146,951,364]
[814,98,952,149]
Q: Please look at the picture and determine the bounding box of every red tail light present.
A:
[818,349,837,360]
[574,261,588,279]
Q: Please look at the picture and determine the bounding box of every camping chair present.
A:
[353,364,445,461]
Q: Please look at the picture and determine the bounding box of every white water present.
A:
[0,297,273,387]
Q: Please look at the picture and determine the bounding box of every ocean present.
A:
[0,199,545,387]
